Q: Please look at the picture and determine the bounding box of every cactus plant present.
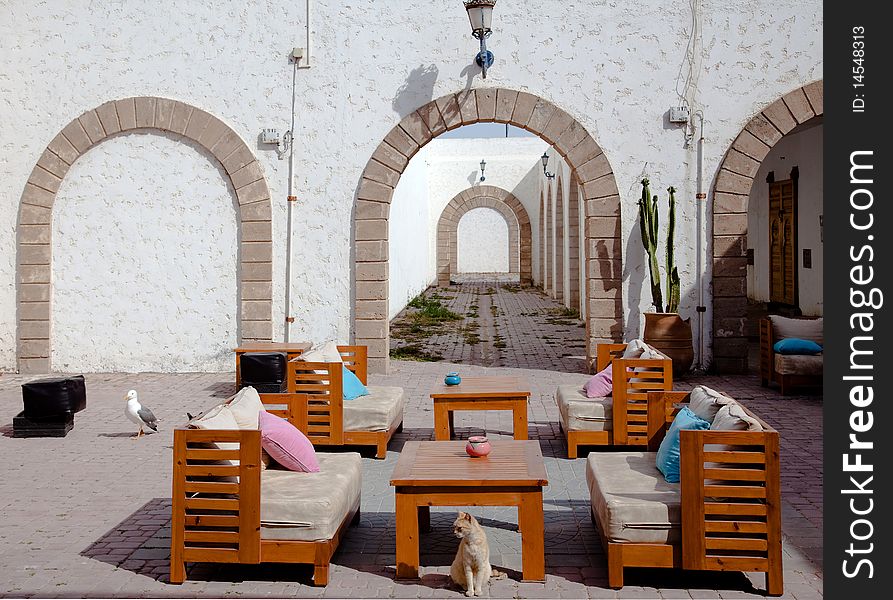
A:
[637,178,680,313]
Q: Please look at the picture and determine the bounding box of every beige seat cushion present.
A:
[557,385,612,432]
[774,353,823,376]
[769,315,823,345]
[586,452,681,544]
[343,385,405,432]
[260,452,361,541]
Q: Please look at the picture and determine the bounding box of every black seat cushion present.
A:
[241,352,287,393]
[22,375,87,418]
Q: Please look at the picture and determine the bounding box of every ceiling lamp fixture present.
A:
[464,0,496,78]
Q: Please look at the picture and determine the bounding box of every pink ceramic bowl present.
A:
[465,435,492,457]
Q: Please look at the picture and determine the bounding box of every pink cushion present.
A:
[258,410,320,473]
[583,363,613,398]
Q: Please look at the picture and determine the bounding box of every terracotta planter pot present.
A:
[643,312,693,376]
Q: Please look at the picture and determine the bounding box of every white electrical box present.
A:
[261,129,280,144]
[669,106,690,123]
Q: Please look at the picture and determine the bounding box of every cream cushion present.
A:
[343,385,405,432]
[774,353,823,376]
[710,403,763,431]
[190,403,239,430]
[586,452,681,544]
[260,452,361,541]
[228,386,265,429]
[557,385,612,432]
[300,341,343,363]
[688,386,736,423]
[769,315,823,345]
[621,339,648,359]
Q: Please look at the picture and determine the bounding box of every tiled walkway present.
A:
[0,364,822,599]
[390,283,589,373]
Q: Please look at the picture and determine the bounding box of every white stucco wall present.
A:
[388,145,432,318]
[746,121,823,315]
[0,0,822,371]
[52,133,238,372]
[457,208,510,273]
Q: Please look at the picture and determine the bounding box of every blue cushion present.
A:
[773,338,823,355]
[656,407,711,483]
[342,365,369,400]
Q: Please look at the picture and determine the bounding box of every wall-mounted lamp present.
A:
[541,152,555,180]
[479,158,487,182]
[464,0,496,78]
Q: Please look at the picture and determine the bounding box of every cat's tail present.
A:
[489,568,507,580]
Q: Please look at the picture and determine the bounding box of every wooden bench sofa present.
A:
[760,315,823,395]
[271,345,404,459]
[170,388,362,586]
[557,342,673,458]
[585,387,783,595]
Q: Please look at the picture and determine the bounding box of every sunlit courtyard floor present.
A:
[0,361,821,599]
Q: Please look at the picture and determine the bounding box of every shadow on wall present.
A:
[624,206,646,341]
[392,64,439,119]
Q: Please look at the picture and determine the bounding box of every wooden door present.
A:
[768,171,798,305]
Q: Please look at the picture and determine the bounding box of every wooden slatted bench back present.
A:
[645,391,782,587]
[171,428,262,566]
[597,343,673,445]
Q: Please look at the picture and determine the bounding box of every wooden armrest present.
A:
[596,343,628,372]
[172,428,262,562]
[338,345,368,385]
[646,391,689,450]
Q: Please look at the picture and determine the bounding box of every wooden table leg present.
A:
[513,398,528,440]
[518,490,545,581]
[434,402,451,441]
[395,491,420,579]
[235,352,242,390]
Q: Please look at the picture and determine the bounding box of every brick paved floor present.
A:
[390,283,589,373]
[0,363,821,599]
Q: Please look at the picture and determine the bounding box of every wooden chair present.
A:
[760,317,823,395]
[169,427,360,586]
[560,343,673,458]
[590,390,783,595]
[268,345,403,459]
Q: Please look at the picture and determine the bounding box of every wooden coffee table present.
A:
[390,440,548,581]
[233,342,311,389]
[430,376,531,440]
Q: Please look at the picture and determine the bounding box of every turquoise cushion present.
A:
[656,407,710,483]
[773,337,822,355]
[342,365,369,400]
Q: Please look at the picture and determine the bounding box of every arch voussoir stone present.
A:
[712,81,823,373]
[16,97,274,373]
[354,88,623,374]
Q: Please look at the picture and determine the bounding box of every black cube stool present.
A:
[240,352,288,393]
[15,375,87,438]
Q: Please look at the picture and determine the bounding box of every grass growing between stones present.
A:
[389,345,444,362]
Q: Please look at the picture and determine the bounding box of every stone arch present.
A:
[567,177,582,311]
[711,81,823,372]
[17,97,273,373]
[436,185,532,286]
[354,88,623,374]
[538,190,546,287]
[554,176,565,302]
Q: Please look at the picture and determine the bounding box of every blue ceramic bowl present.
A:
[444,372,461,386]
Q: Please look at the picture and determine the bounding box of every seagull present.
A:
[124,390,158,439]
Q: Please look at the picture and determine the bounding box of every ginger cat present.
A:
[450,512,506,597]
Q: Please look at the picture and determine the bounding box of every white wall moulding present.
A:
[354,88,624,374]
[711,81,823,373]
[16,97,274,373]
